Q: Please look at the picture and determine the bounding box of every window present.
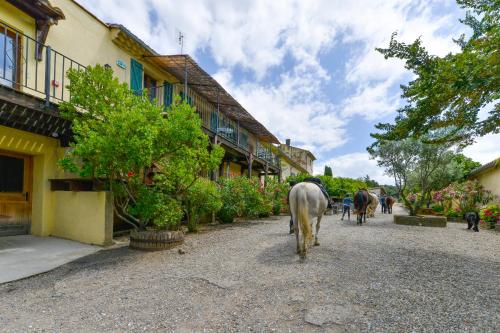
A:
[0,27,21,88]
[143,73,157,102]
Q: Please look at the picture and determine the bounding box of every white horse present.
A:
[289,182,329,259]
[366,192,379,218]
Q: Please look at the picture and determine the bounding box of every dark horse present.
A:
[385,196,395,214]
[353,190,371,225]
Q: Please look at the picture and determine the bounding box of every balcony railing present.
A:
[149,83,258,154]
[1,21,85,106]
[256,141,280,168]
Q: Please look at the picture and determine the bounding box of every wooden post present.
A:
[44,46,51,107]
[237,119,240,147]
[247,153,253,178]
[264,162,269,187]
[212,136,219,181]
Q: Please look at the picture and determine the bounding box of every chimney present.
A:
[285,139,291,146]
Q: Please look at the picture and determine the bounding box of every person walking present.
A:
[380,195,386,214]
[341,194,352,220]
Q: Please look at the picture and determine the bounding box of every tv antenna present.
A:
[178,31,184,54]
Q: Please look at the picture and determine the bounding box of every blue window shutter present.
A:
[180,91,193,106]
[163,81,173,107]
[130,59,143,94]
[210,112,218,131]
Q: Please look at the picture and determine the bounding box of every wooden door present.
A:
[0,151,32,235]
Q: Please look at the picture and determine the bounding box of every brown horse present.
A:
[353,189,371,225]
[385,196,395,214]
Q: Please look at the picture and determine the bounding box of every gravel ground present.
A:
[1,205,499,332]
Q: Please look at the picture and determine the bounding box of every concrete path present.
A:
[0,235,100,284]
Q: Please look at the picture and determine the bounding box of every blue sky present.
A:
[80,0,500,184]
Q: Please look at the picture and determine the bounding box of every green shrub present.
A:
[444,207,462,218]
[217,176,284,222]
[126,183,183,230]
[184,178,222,232]
[431,204,444,213]
[217,178,240,224]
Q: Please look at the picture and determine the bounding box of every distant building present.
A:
[275,147,308,180]
[279,139,316,176]
[368,187,387,197]
[467,158,500,201]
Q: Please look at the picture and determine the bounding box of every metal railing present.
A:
[256,141,280,167]
[149,82,262,155]
[0,20,85,105]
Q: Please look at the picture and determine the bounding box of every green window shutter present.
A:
[210,112,218,131]
[163,81,173,108]
[130,58,143,94]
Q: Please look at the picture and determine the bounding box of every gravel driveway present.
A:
[1,205,499,332]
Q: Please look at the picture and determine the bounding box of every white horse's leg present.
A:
[294,218,300,254]
[314,214,322,246]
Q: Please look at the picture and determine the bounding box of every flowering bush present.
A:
[263,178,289,216]
[407,193,418,203]
[432,180,496,214]
[479,204,500,229]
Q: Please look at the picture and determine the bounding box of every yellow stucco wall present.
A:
[471,167,500,203]
[52,191,113,245]
[0,125,61,236]
[47,0,131,84]
[229,162,242,177]
[0,0,175,102]
[0,126,111,245]
[0,1,34,35]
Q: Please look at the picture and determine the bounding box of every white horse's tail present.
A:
[296,187,312,246]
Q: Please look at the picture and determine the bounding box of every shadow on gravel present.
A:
[256,237,299,265]
[0,247,141,290]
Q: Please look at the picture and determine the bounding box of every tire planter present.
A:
[394,215,447,227]
[129,230,184,251]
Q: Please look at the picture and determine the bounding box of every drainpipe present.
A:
[183,55,188,97]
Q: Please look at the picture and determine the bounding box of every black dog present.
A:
[463,212,480,232]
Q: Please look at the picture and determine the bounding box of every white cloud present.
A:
[78,0,469,173]
[316,152,395,185]
[462,133,500,165]
[215,68,347,153]
[340,80,401,120]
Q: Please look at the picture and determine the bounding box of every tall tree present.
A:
[324,165,333,177]
[372,0,499,145]
[368,139,452,215]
